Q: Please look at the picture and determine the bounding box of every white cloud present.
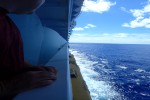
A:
[82,0,116,13]
[70,33,150,44]
[122,0,150,28]
[72,27,84,31]
[87,24,96,27]
[84,24,96,28]
[73,24,96,31]
[113,33,128,38]
[120,7,129,13]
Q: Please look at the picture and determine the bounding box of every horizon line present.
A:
[69,42,150,45]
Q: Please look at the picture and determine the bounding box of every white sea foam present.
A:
[134,69,146,73]
[116,65,128,70]
[141,75,146,79]
[101,60,108,64]
[70,49,123,100]
[134,79,140,85]
[97,63,105,68]
[147,76,150,79]
[140,93,150,96]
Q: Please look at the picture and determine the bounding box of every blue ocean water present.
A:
[69,43,150,100]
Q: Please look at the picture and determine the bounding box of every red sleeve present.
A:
[0,7,24,78]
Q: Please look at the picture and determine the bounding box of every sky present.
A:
[69,0,150,44]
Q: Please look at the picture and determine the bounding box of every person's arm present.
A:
[0,70,56,98]
[0,0,45,14]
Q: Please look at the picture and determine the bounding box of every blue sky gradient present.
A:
[70,0,150,44]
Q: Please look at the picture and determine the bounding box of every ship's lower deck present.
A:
[70,54,92,100]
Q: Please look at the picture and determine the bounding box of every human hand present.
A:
[22,66,57,75]
[11,70,56,94]
[0,70,57,98]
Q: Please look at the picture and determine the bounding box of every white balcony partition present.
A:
[9,13,72,100]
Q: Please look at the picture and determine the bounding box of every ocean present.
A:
[69,43,150,100]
